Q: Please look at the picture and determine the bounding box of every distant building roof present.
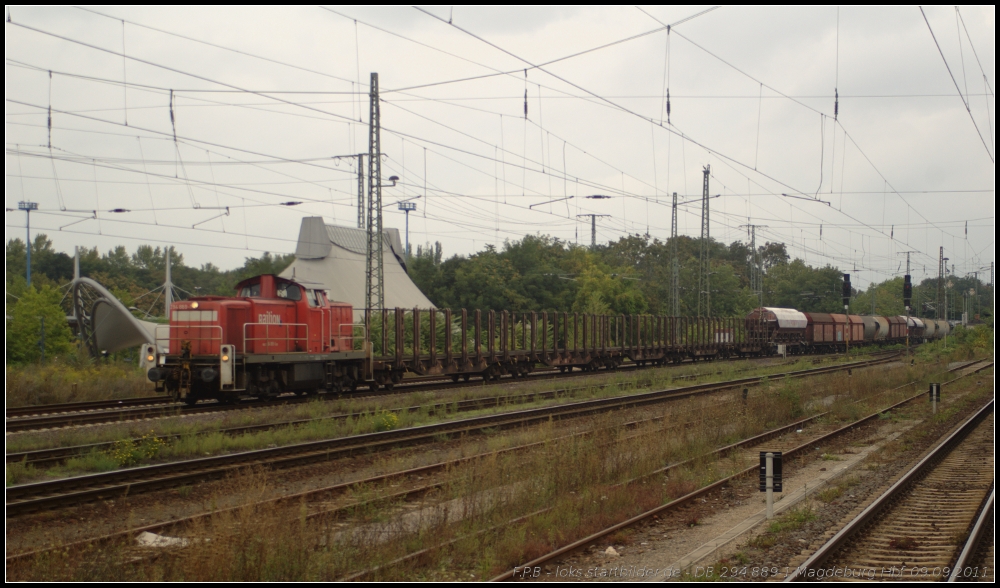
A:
[282,217,434,310]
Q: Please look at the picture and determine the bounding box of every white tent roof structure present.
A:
[280,217,435,310]
[72,277,159,354]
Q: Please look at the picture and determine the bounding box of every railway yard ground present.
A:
[5,347,994,581]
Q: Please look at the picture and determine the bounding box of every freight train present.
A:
[144,274,933,405]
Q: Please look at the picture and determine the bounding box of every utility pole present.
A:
[164,248,174,315]
[356,153,366,229]
[671,192,679,317]
[18,201,38,286]
[698,165,711,316]
[577,214,610,248]
[365,72,384,315]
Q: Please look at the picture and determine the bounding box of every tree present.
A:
[452,245,530,311]
[850,277,904,316]
[6,285,75,363]
[765,260,843,312]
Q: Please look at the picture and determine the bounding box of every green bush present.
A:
[5,284,75,364]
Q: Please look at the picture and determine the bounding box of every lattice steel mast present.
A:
[365,72,384,314]
[357,153,365,229]
[740,223,767,308]
[698,165,711,316]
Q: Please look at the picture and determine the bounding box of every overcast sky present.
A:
[5,6,995,289]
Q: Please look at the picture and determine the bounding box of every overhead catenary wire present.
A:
[918,6,994,163]
[6,8,991,278]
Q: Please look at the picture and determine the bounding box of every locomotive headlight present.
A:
[221,354,230,362]
[191,302,199,309]
[147,354,155,362]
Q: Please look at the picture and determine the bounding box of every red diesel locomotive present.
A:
[147,274,366,404]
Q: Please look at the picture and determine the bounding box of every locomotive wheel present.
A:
[183,394,199,407]
[262,380,281,401]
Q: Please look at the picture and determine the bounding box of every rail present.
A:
[4,355,895,516]
[784,398,995,581]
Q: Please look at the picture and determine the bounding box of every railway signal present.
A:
[759,451,782,520]
[842,273,851,353]
[928,382,941,414]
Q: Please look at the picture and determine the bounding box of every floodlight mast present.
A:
[18,201,38,286]
[397,201,417,257]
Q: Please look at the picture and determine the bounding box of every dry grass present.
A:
[6,359,156,407]
[9,355,965,581]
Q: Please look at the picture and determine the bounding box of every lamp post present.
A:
[397,201,416,258]
[18,201,38,286]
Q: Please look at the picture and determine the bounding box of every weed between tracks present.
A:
[7,355,878,485]
[9,357,959,581]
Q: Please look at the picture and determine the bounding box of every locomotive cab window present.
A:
[239,283,261,297]
[276,283,301,301]
[306,289,320,307]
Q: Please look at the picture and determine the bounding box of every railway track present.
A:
[487,360,993,581]
[5,350,887,433]
[948,488,993,582]
[6,353,876,467]
[4,354,898,517]
[786,398,994,582]
[5,396,175,418]
[5,395,834,568]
